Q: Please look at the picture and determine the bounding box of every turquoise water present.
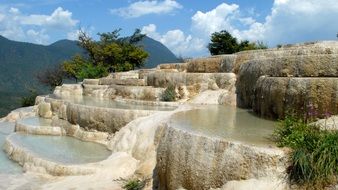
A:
[9,133,112,165]
[170,105,277,146]
[50,94,176,111]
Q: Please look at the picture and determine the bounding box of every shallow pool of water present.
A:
[0,122,15,135]
[10,133,112,165]
[169,106,277,146]
[18,117,52,127]
[49,95,176,111]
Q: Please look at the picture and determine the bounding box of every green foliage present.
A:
[20,88,38,107]
[62,29,148,80]
[208,30,268,55]
[76,63,108,79]
[208,30,238,55]
[123,179,145,190]
[161,85,176,102]
[274,116,338,188]
[63,55,108,80]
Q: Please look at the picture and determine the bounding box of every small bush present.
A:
[123,179,145,190]
[21,89,38,107]
[274,115,338,188]
[161,84,176,102]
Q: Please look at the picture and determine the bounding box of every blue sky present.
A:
[0,0,337,57]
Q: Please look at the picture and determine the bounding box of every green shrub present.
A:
[208,30,268,55]
[21,89,38,107]
[274,116,338,188]
[161,85,176,102]
[123,179,145,190]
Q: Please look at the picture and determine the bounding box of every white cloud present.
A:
[9,7,20,14]
[20,7,78,29]
[141,24,160,39]
[111,0,182,18]
[26,29,49,44]
[191,3,240,37]
[67,26,95,41]
[0,6,78,44]
[191,0,338,48]
[260,0,338,45]
[142,0,338,57]
[141,24,205,57]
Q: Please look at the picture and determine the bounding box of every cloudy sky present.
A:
[1,0,337,57]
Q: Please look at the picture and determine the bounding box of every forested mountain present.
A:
[139,36,179,68]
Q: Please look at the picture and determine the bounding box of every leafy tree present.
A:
[208,30,238,55]
[208,30,268,55]
[63,29,148,80]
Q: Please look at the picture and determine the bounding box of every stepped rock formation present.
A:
[156,125,287,190]
[183,41,338,118]
[1,41,338,189]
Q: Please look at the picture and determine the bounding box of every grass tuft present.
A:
[123,179,145,190]
[274,115,338,188]
[161,84,176,102]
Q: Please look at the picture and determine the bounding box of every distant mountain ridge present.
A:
[138,36,179,68]
[0,35,178,116]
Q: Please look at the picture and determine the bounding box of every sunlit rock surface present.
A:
[36,95,172,133]
[155,106,287,190]
[54,84,83,97]
[313,115,338,131]
[253,76,338,118]
[1,106,36,122]
[236,55,338,109]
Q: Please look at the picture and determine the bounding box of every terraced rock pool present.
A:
[8,133,112,165]
[169,105,277,146]
[49,94,177,111]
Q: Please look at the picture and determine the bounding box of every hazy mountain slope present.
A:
[0,36,83,116]
[139,36,179,68]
